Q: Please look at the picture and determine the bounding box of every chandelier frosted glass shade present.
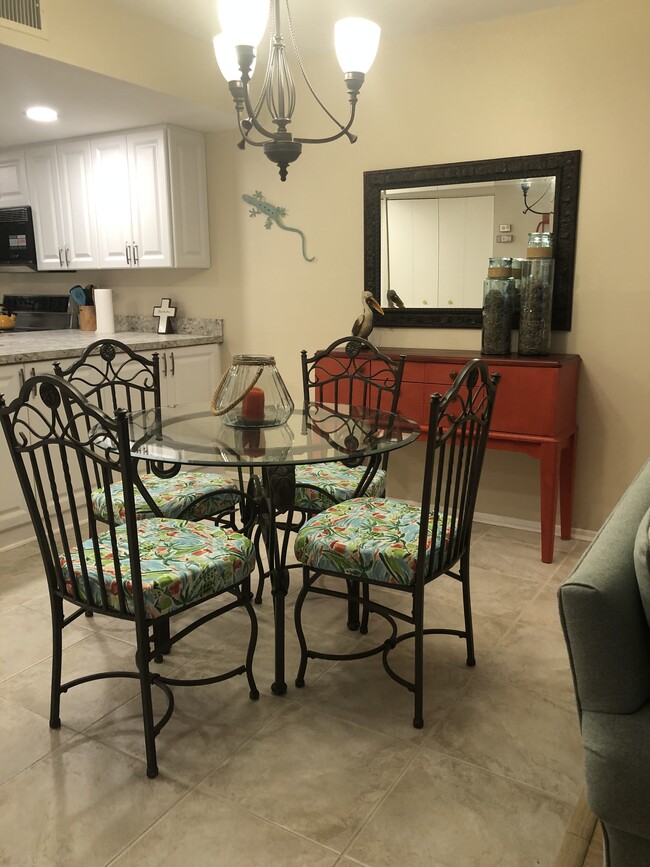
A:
[216,0,269,50]
[213,0,380,181]
[334,18,381,74]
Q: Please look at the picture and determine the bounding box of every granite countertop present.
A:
[0,330,221,366]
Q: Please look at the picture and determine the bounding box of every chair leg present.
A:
[152,620,171,664]
[413,589,424,729]
[360,583,370,634]
[347,579,361,630]
[294,567,311,688]
[460,551,476,667]
[49,595,64,729]
[134,624,159,779]
[241,578,260,700]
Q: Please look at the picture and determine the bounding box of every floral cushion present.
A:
[60,519,255,618]
[294,498,452,586]
[91,471,241,523]
[294,463,386,513]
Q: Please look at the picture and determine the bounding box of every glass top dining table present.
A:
[126,402,421,695]
[127,401,421,469]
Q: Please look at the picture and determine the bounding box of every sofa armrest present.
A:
[559,461,650,717]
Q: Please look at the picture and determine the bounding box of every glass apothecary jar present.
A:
[510,258,525,319]
[210,355,294,427]
[487,257,513,278]
[482,277,514,356]
[527,232,553,258]
[519,259,554,355]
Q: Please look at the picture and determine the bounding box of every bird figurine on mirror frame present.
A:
[351,290,384,340]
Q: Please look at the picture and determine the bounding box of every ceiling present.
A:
[1,0,584,149]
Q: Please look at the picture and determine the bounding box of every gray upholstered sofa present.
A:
[559,459,650,867]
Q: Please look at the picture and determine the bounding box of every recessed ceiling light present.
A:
[25,106,59,122]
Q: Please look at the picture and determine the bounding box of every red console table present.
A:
[375,349,580,564]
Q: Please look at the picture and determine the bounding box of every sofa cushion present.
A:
[582,700,650,841]
[634,506,650,627]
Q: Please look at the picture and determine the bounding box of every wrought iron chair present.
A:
[0,374,258,779]
[293,359,499,728]
[54,339,244,527]
[254,336,405,609]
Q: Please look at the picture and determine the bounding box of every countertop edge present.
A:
[0,331,220,366]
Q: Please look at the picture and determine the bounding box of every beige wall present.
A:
[2,0,649,533]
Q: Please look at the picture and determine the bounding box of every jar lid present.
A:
[487,256,512,278]
[527,232,553,247]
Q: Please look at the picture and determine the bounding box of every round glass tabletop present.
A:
[127,402,420,468]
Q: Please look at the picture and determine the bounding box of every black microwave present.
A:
[0,206,37,271]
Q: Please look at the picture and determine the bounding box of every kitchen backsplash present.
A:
[113,315,223,341]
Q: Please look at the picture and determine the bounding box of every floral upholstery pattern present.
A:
[91,471,241,523]
[294,498,452,585]
[60,519,255,618]
[294,463,386,513]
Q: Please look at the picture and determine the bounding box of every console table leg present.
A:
[559,432,577,541]
[539,443,561,563]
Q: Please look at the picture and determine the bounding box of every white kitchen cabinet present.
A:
[0,359,59,543]
[0,149,30,206]
[167,127,210,268]
[92,126,209,270]
[156,343,220,407]
[25,141,99,270]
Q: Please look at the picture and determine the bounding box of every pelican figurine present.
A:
[386,288,405,309]
[351,291,384,339]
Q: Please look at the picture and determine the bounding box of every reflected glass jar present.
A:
[527,232,553,258]
[210,355,294,427]
[510,257,525,320]
[519,259,554,355]
[482,277,514,356]
[487,257,512,278]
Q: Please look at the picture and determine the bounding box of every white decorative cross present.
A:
[153,298,177,334]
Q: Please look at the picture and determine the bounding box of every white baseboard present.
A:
[473,510,596,543]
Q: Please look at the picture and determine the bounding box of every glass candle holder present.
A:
[519,259,554,355]
[211,355,294,427]
[481,277,514,356]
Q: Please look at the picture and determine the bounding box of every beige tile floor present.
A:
[0,522,589,867]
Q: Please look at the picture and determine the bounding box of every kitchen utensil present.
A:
[84,284,95,305]
[69,285,86,306]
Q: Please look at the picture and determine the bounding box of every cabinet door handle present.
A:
[125,243,131,265]
[58,247,64,267]
[65,247,70,267]
[170,352,175,376]
[449,370,458,382]
[30,368,37,396]
[162,353,168,377]
[133,243,139,266]
[18,368,25,386]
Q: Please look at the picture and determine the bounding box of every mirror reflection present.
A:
[380,177,555,310]
[364,151,580,330]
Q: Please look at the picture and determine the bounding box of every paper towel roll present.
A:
[94,288,115,334]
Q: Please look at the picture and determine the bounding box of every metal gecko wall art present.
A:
[242,191,315,262]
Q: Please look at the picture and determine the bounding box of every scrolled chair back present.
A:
[54,338,160,417]
[0,374,148,618]
[301,336,405,416]
[418,358,500,581]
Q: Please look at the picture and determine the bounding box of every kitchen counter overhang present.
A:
[0,330,221,366]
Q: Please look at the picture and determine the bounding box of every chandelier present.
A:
[214,0,380,181]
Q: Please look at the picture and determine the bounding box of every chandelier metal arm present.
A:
[295,101,358,146]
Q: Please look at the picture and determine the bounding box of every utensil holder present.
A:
[78,306,97,332]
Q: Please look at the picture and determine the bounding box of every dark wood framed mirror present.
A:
[364,150,581,330]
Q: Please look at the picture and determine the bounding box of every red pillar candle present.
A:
[241,386,265,422]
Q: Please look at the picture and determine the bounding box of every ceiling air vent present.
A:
[0,0,42,30]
